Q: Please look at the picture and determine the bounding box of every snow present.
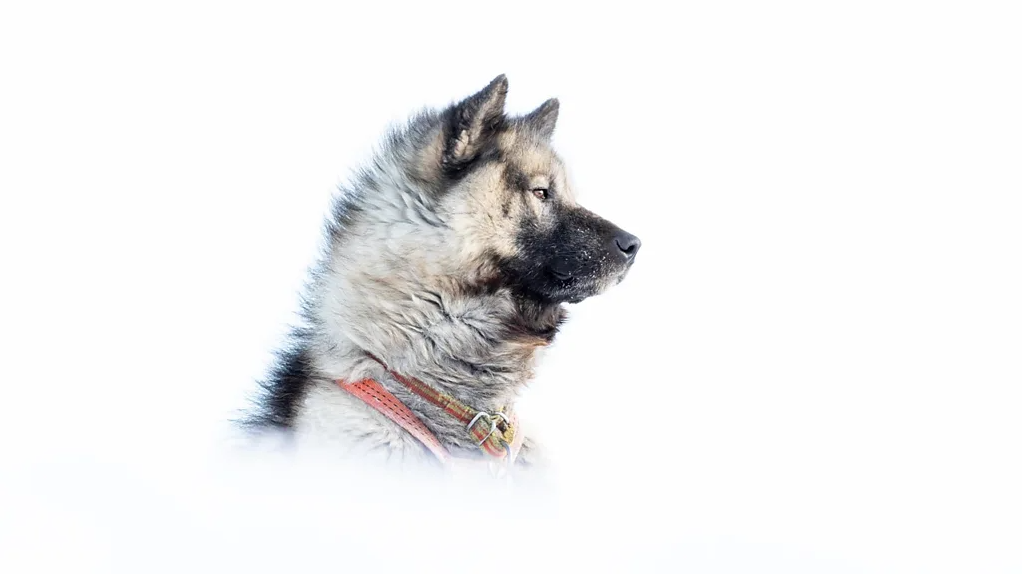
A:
[1,1,1020,572]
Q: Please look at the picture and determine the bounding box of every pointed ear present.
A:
[521,98,559,140]
[442,74,509,170]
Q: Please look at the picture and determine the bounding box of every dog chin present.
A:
[553,281,607,305]
[614,267,633,285]
[525,284,589,305]
[567,271,630,303]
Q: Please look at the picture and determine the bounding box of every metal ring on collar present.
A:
[467,411,510,430]
[466,411,489,431]
[466,412,500,447]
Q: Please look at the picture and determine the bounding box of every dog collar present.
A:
[337,357,524,467]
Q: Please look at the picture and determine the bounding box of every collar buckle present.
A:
[466,411,510,446]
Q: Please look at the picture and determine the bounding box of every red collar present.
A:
[337,358,524,466]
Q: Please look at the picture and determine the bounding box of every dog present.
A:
[244,75,640,477]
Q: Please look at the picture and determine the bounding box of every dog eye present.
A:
[531,188,549,200]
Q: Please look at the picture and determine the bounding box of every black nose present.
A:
[613,230,641,260]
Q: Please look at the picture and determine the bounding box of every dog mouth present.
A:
[543,266,631,305]
[550,269,573,281]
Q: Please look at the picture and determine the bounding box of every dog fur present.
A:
[243,75,640,474]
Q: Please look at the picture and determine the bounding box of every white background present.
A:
[2,1,1020,572]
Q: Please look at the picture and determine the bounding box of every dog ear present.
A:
[443,74,508,170]
[521,98,559,140]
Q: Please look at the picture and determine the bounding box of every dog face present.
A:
[432,75,641,304]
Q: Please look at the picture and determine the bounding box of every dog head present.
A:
[413,75,640,305]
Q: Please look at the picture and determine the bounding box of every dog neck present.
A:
[308,271,560,452]
[309,234,564,440]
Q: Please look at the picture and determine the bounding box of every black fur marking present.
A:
[506,297,567,344]
[243,332,316,429]
[498,202,632,305]
[502,162,531,193]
